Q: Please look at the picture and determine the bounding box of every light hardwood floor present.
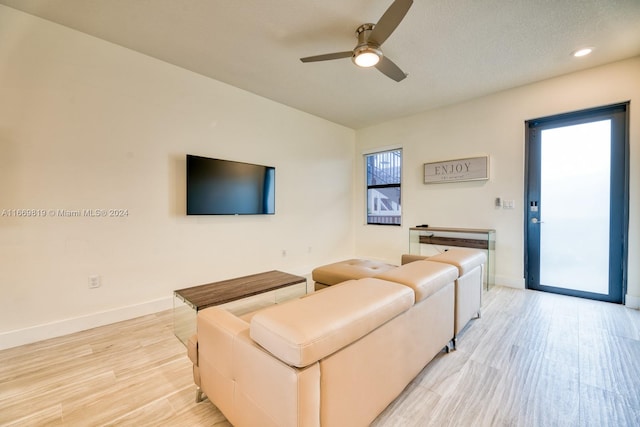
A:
[1,286,639,426]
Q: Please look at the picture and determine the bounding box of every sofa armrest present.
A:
[198,307,249,380]
[232,330,321,427]
[197,307,321,427]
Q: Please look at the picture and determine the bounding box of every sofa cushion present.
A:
[428,249,486,276]
[249,278,414,368]
[374,260,458,302]
[311,259,397,286]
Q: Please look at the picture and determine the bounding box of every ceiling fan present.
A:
[300,0,413,82]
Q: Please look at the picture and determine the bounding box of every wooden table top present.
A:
[174,270,306,311]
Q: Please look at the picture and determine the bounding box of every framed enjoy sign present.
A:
[424,156,489,184]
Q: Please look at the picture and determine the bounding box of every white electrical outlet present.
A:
[88,275,101,288]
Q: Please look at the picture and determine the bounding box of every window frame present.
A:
[365,148,402,226]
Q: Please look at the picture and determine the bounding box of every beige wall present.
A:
[355,57,640,304]
[0,6,355,348]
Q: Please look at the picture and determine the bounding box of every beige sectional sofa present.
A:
[188,249,485,426]
[314,248,486,346]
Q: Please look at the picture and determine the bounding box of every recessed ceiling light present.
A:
[573,48,593,57]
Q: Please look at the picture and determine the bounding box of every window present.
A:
[366,149,402,225]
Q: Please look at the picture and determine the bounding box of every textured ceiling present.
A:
[2,0,640,129]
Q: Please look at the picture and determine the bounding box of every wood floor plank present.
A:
[467,309,521,369]
[0,343,94,384]
[1,286,639,426]
[1,403,63,426]
[579,382,640,427]
[371,381,441,427]
[59,358,193,425]
[410,346,472,398]
[578,330,640,409]
[425,358,503,426]
[0,371,116,425]
[495,344,580,427]
[164,386,231,425]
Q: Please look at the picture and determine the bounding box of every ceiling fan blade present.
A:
[300,51,353,63]
[369,0,413,46]
[375,56,407,82]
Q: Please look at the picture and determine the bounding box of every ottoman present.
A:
[311,259,397,290]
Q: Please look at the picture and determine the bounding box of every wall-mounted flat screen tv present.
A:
[186,155,275,215]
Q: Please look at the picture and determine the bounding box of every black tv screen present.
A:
[186,155,275,215]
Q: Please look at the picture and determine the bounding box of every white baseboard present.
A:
[0,296,173,351]
[626,294,640,309]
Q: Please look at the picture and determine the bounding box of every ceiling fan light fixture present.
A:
[300,0,413,81]
[353,46,382,67]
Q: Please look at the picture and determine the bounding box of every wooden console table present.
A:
[173,270,307,344]
[409,227,495,290]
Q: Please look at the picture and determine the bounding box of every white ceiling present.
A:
[2,0,640,129]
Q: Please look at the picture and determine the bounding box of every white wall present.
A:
[355,57,640,303]
[0,6,355,349]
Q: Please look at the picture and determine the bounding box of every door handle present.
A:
[531,218,544,224]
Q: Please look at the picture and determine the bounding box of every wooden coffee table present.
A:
[173,270,307,344]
